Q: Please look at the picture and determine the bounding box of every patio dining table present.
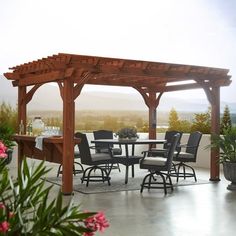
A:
[91,139,166,184]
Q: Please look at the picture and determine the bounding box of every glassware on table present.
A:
[32,117,45,136]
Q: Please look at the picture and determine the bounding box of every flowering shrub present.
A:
[0,124,15,150]
[0,142,7,158]
[0,141,109,235]
[116,127,139,139]
[84,211,109,236]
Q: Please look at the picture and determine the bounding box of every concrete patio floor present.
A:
[9,151,236,236]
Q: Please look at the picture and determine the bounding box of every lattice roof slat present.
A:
[4,53,231,92]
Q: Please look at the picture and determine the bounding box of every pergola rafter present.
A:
[3,53,231,194]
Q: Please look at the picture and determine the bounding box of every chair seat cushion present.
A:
[141,157,166,166]
[112,148,122,155]
[97,148,109,153]
[150,148,167,153]
[74,150,80,159]
[148,149,167,157]
[91,153,112,161]
[174,152,194,162]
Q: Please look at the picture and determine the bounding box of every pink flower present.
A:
[0,203,6,209]
[8,211,14,218]
[84,211,109,235]
[83,232,95,236]
[0,221,10,233]
[0,141,7,158]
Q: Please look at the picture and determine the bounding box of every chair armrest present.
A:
[141,150,150,157]
[178,143,187,148]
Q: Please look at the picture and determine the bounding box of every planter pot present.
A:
[4,149,13,165]
[223,162,236,191]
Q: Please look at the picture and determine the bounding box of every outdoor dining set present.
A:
[58,130,202,194]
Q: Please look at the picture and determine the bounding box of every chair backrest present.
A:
[93,130,114,153]
[186,131,202,160]
[164,130,183,152]
[166,133,181,170]
[75,132,92,165]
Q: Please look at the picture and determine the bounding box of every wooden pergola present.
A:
[4,53,231,194]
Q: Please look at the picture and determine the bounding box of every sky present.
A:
[0,0,235,103]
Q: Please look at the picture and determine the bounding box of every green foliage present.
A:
[0,102,17,133]
[168,108,180,131]
[167,108,211,134]
[207,127,236,163]
[220,105,232,134]
[140,122,149,132]
[0,158,108,235]
[191,109,211,134]
[178,120,192,133]
[103,116,118,131]
[115,127,139,139]
[0,123,15,150]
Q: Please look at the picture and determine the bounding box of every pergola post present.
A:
[18,86,27,132]
[17,86,27,166]
[148,92,157,139]
[210,87,221,181]
[62,78,75,194]
[202,85,221,181]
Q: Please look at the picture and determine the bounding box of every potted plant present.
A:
[0,123,15,164]
[115,127,139,141]
[209,127,236,190]
[0,142,109,235]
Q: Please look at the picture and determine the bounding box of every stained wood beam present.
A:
[25,84,42,104]
[209,87,221,181]
[11,68,75,87]
[73,72,93,99]
[70,65,231,83]
[154,80,231,93]
[62,77,75,194]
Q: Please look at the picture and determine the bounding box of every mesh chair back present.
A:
[164,131,183,152]
[93,130,114,153]
[75,132,92,165]
[165,133,181,170]
[186,131,202,160]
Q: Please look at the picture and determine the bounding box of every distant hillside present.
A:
[1,75,236,113]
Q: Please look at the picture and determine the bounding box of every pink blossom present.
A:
[0,141,7,158]
[83,232,95,236]
[0,221,10,233]
[8,211,14,218]
[0,203,6,209]
[84,211,109,235]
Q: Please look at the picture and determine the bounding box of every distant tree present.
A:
[191,109,211,134]
[0,101,17,132]
[220,105,232,134]
[168,108,180,131]
[103,116,118,131]
[84,120,94,131]
[178,120,192,133]
[44,117,62,128]
[140,122,149,132]
[136,117,144,131]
